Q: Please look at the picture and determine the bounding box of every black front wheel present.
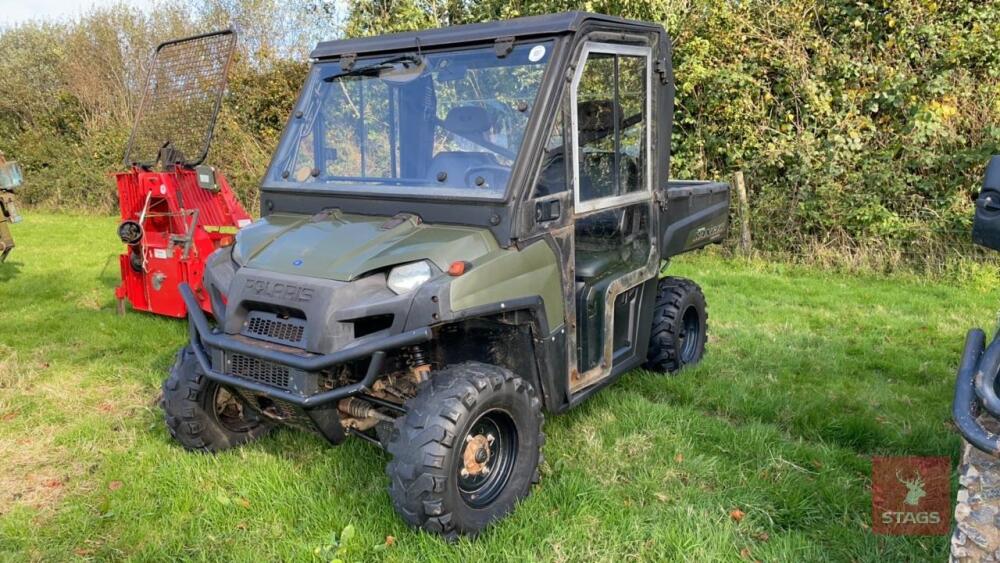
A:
[644,277,708,373]
[385,362,544,540]
[161,346,273,452]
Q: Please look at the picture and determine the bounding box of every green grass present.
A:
[1,214,997,561]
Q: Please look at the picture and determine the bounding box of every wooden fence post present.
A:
[734,171,751,254]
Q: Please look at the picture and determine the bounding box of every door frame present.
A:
[566,40,658,393]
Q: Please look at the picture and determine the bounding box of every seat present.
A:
[575,251,617,279]
[576,100,621,201]
[574,206,626,281]
[426,106,499,187]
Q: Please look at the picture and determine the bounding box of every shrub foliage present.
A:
[0,0,997,262]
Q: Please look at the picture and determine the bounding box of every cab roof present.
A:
[310,11,664,60]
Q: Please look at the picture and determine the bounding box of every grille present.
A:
[227,353,291,390]
[242,311,306,346]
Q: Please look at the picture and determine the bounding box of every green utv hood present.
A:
[234,211,499,281]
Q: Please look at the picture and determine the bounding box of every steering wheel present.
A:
[463,165,511,190]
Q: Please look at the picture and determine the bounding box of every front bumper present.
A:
[953,328,1000,456]
[179,283,431,441]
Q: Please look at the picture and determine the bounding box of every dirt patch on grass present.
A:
[0,358,150,516]
[0,429,81,515]
[0,358,78,513]
[75,288,106,311]
[0,345,25,390]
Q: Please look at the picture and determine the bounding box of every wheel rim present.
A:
[678,305,701,363]
[211,385,257,433]
[457,409,518,508]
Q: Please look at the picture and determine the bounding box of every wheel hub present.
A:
[461,433,494,477]
[456,409,518,508]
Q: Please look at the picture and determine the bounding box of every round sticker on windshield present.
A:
[528,45,546,62]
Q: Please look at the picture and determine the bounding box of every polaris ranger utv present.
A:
[952,155,1000,561]
[162,12,729,538]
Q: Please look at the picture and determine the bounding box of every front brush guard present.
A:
[178,282,432,442]
[953,328,1000,456]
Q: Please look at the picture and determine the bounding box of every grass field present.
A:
[1,214,998,561]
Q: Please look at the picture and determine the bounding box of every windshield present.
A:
[266,42,554,199]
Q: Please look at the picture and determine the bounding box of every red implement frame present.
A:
[114,168,250,317]
[114,29,250,318]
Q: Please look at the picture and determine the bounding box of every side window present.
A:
[576,53,616,201]
[531,95,568,198]
[572,45,649,210]
[545,108,565,152]
[617,55,647,195]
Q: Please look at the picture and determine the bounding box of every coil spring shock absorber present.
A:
[405,344,431,383]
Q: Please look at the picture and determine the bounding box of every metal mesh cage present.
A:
[124,30,237,168]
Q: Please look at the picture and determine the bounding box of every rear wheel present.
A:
[951,413,1000,562]
[161,346,273,452]
[385,362,544,540]
[644,276,707,373]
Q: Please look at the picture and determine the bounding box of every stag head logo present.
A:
[873,456,949,535]
[896,470,926,506]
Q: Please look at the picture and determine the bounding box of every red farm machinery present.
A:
[114,30,251,318]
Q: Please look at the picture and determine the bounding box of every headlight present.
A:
[387,261,432,294]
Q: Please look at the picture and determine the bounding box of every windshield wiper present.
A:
[323,54,424,82]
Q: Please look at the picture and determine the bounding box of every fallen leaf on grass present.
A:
[108,481,123,491]
[756,532,769,542]
[674,453,684,463]
[729,509,745,522]
[384,536,395,547]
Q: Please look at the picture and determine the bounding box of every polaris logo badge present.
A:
[244,279,314,303]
